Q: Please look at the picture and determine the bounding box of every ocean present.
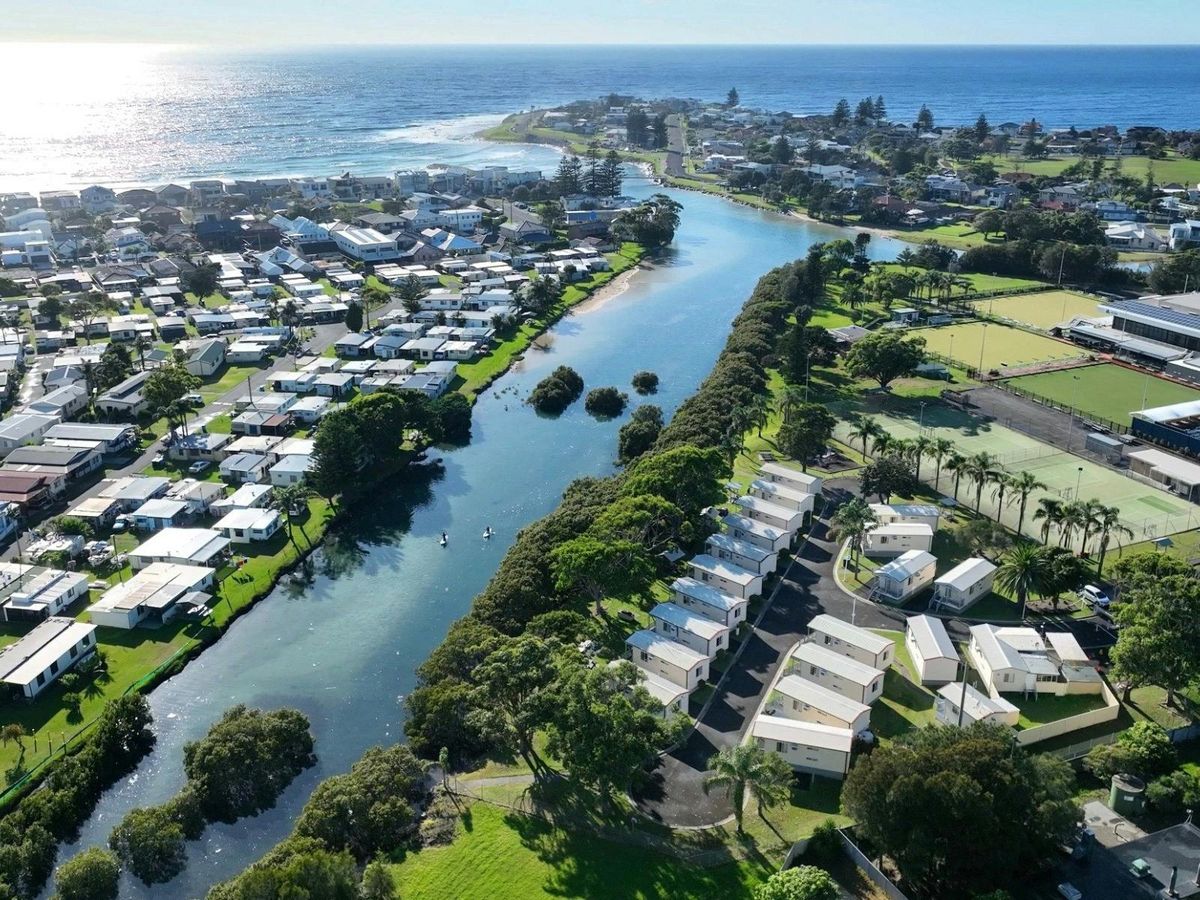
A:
[2,43,1197,192]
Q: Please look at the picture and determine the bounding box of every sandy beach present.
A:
[571,261,646,315]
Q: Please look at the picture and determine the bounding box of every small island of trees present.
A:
[528,366,585,415]
[584,386,628,418]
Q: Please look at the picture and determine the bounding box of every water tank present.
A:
[1110,773,1146,816]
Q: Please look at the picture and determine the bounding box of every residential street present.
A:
[665,114,686,177]
[633,480,1118,828]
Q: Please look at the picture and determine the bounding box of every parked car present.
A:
[188,460,212,475]
[184,393,204,406]
[152,452,166,466]
[1080,584,1111,609]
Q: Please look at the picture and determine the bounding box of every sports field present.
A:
[1005,364,1200,425]
[975,290,1104,330]
[914,322,1084,373]
[835,402,1199,544]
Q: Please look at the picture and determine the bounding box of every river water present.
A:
[55,181,901,898]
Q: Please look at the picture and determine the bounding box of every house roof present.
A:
[133,498,189,520]
[89,562,211,614]
[705,532,771,563]
[1047,631,1089,664]
[626,629,709,669]
[808,614,893,656]
[616,661,689,708]
[906,614,959,663]
[0,617,95,687]
[969,623,1028,672]
[130,527,229,563]
[758,462,821,490]
[734,495,801,522]
[100,476,170,503]
[772,673,870,725]
[649,603,728,641]
[721,513,787,543]
[215,507,280,532]
[689,554,758,586]
[670,577,744,612]
[934,557,996,591]
[750,715,854,752]
[221,451,270,472]
[749,479,812,505]
[937,682,1018,720]
[793,643,883,685]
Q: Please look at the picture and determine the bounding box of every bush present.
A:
[528,366,584,414]
[109,806,187,886]
[54,847,120,900]
[1084,721,1177,781]
[631,371,659,394]
[1146,770,1200,816]
[584,386,628,418]
[617,405,663,463]
[753,865,839,900]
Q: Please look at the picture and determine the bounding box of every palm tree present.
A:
[133,334,152,372]
[775,386,807,427]
[1009,471,1047,537]
[988,470,1013,523]
[896,248,917,271]
[929,438,954,490]
[703,744,793,836]
[911,435,934,483]
[1094,505,1133,573]
[271,483,313,551]
[966,452,1000,514]
[944,452,969,501]
[1057,501,1087,551]
[1077,499,1105,556]
[831,498,878,564]
[995,543,1049,621]
[847,417,883,460]
[1033,497,1063,545]
[745,394,772,438]
[871,431,896,458]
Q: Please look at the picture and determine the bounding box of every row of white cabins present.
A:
[621,464,821,718]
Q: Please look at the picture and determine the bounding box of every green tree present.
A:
[964,452,1001,514]
[620,445,726,516]
[844,331,926,389]
[108,806,186,886]
[631,371,659,394]
[183,263,220,299]
[777,404,835,471]
[309,408,364,504]
[611,194,682,248]
[469,635,561,775]
[584,386,628,418]
[859,455,917,503]
[842,723,1078,898]
[1085,721,1177,781]
[847,417,884,460]
[830,498,877,564]
[1110,572,1200,705]
[144,363,200,429]
[617,405,664,463]
[554,153,584,196]
[703,744,793,835]
[831,99,851,127]
[53,847,119,900]
[753,865,839,900]
[771,135,794,165]
[726,87,739,108]
[1009,471,1047,537]
[995,543,1049,620]
[550,534,654,616]
[359,855,397,900]
[915,104,934,131]
[344,300,364,333]
[973,113,990,143]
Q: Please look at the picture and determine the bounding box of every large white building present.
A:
[326,223,398,262]
[751,716,854,778]
[88,562,214,629]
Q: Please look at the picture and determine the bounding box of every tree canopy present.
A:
[845,331,926,388]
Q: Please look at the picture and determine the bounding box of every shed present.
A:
[932,557,997,613]
[904,614,960,685]
[872,550,937,602]
[751,716,853,778]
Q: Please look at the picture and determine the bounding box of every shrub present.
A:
[528,366,584,414]
[584,386,628,418]
[54,846,120,900]
[1084,721,1177,781]
[631,371,659,394]
[109,806,186,886]
[1146,770,1200,815]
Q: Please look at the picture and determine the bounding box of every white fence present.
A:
[1016,682,1121,747]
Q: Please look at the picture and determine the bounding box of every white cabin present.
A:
[873,550,937,602]
[808,614,895,669]
[751,715,853,778]
[932,557,997,613]
[790,642,885,704]
[904,614,960,685]
[767,673,872,733]
[626,629,710,690]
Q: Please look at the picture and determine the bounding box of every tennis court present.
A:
[914,322,1085,373]
[835,402,1199,543]
[974,290,1104,330]
[1005,363,1200,425]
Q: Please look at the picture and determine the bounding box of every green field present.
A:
[391,803,769,899]
[985,152,1200,185]
[975,290,1103,330]
[1006,364,1200,425]
[834,401,1197,543]
[877,264,1044,296]
[914,322,1084,373]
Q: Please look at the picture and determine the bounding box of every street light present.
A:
[977,323,988,375]
[1075,466,1084,501]
[919,401,927,433]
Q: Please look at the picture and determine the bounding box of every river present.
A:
[55,181,902,898]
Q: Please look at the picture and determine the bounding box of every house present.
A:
[705,533,775,576]
[748,479,815,518]
[166,478,225,516]
[0,414,59,457]
[96,371,151,418]
[648,602,730,658]
[1105,222,1167,252]
[905,615,961,685]
[64,495,123,529]
[231,410,293,437]
[869,503,941,531]
[211,482,273,517]
[626,629,710,691]
[0,568,90,623]
[128,527,231,570]
[314,372,355,398]
[334,332,373,359]
[26,384,88,420]
[669,576,748,628]
[214,507,283,544]
[288,396,331,424]
[183,339,227,377]
[872,550,937,602]
[219,452,271,484]
[2,444,103,487]
[0,472,54,509]
[931,557,997,613]
[789,642,885,705]
[967,624,1103,696]
[44,423,136,455]
[169,432,232,463]
[99,475,171,511]
[721,513,792,554]
[689,554,764,600]
[621,663,689,717]
[758,462,822,496]
[87,562,214,629]
[863,522,935,558]
[935,682,1019,728]
[807,614,895,669]
[766,674,872,733]
[0,617,97,698]
[750,716,853,778]
[732,495,806,534]
[131,497,191,532]
[269,454,311,486]
[1169,220,1200,251]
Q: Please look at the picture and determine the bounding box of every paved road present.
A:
[664,115,686,178]
[633,480,1119,827]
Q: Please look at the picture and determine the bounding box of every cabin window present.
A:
[809,665,818,676]
[50,661,59,675]
[36,673,45,686]
[694,666,702,676]
[69,646,77,658]
[776,741,785,752]
[716,636,723,648]
[639,651,649,662]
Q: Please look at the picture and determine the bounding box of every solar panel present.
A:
[1110,300,1200,332]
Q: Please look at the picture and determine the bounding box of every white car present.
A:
[1057,883,1082,900]
[1080,584,1111,609]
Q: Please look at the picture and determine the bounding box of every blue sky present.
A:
[6,0,1199,44]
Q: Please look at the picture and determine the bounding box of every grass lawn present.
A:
[896,222,992,251]
[198,362,270,400]
[1005,363,1200,425]
[985,152,1200,185]
[453,243,645,398]
[975,290,1103,330]
[1010,693,1109,730]
[912,321,1084,373]
[872,665,936,740]
[391,803,770,900]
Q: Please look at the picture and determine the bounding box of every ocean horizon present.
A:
[2,42,1197,192]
